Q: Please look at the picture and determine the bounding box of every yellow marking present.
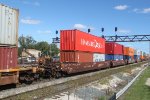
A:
[19,67,33,71]
[0,68,19,73]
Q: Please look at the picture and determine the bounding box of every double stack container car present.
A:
[105,42,125,66]
[124,47,135,64]
[60,29,110,74]
[59,29,147,74]
[134,49,141,62]
[0,4,19,85]
[143,52,146,61]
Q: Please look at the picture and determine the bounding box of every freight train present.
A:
[0,4,149,86]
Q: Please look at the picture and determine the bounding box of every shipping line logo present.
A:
[81,39,103,48]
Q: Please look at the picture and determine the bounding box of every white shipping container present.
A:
[134,50,140,55]
[93,53,105,62]
[140,51,143,56]
[0,4,19,46]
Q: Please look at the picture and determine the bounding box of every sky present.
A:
[1,0,150,53]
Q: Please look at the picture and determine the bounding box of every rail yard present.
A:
[0,62,148,100]
[0,2,150,100]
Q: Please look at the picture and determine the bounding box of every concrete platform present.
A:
[145,78,150,86]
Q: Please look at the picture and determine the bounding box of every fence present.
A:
[109,63,148,100]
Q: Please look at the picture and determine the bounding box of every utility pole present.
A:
[149,41,150,65]
[101,27,104,38]
[21,34,24,64]
[115,27,118,42]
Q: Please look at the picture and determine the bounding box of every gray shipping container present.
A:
[0,4,19,46]
[134,49,140,55]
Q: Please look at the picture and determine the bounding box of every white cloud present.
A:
[21,18,41,24]
[118,29,130,33]
[133,8,150,14]
[142,8,150,13]
[114,5,128,10]
[74,24,87,29]
[22,1,40,6]
[73,24,95,30]
[37,30,51,34]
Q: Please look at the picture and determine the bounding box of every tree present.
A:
[18,47,22,57]
[18,36,36,49]
[18,36,36,56]
[50,44,59,57]
[35,41,50,54]
[35,42,60,57]
[18,36,60,57]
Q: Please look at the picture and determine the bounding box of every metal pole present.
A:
[149,41,150,57]
[49,44,51,57]
[21,34,23,64]
[149,41,150,65]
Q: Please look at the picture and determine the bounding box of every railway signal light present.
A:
[56,37,59,41]
[88,28,91,33]
[56,30,58,34]
[55,30,59,41]
[101,28,105,38]
[101,28,104,32]
[115,27,118,32]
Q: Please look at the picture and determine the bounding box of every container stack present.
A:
[143,52,146,61]
[0,4,19,85]
[134,49,140,62]
[146,54,150,60]
[124,47,135,63]
[60,29,106,63]
[0,4,19,71]
[105,42,124,61]
[140,51,144,61]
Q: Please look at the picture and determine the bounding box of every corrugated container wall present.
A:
[123,55,134,61]
[0,47,18,70]
[143,52,146,56]
[105,42,124,55]
[134,50,140,55]
[105,54,123,61]
[60,30,105,53]
[134,55,140,60]
[140,51,143,56]
[93,53,105,62]
[60,51,93,62]
[124,47,134,56]
[0,4,19,46]
[140,51,143,60]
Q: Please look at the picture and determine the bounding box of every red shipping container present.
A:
[105,42,124,55]
[0,47,18,70]
[60,30,105,53]
[60,51,93,62]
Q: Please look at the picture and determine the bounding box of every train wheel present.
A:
[24,74,34,84]
[110,61,113,67]
[44,69,52,79]
[55,71,61,79]
[34,73,40,81]
[52,69,61,79]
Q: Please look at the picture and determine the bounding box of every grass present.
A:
[121,66,150,100]
[98,96,106,100]
[98,76,113,85]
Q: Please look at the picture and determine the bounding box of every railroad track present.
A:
[0,61,148,100]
